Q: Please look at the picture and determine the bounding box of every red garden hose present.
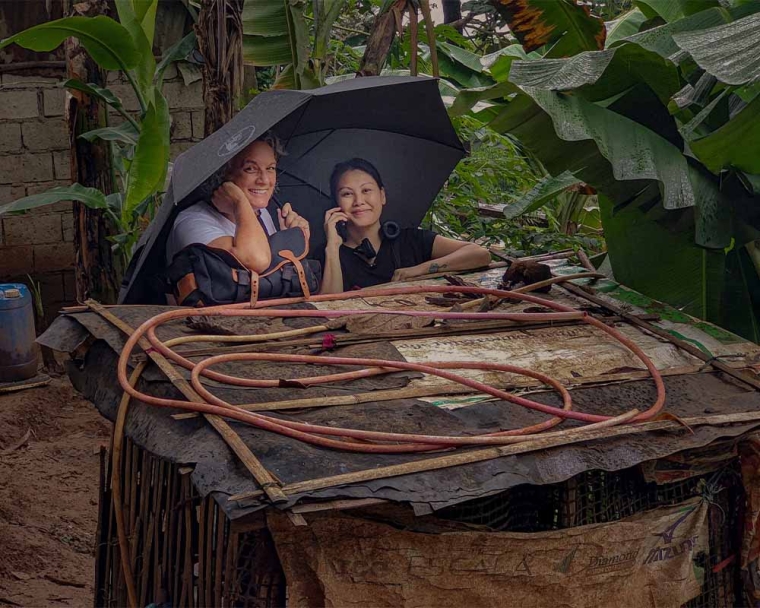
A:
[117,284,666,453]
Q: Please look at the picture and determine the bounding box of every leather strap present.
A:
[280,249,311,299]
[175,273,198,305]
[249,271,260,308]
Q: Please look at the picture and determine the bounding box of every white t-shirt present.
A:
[165,202,277,264]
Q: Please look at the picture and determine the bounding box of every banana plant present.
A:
[242,0,347,89]
[449,0,760,340]
[0,1,196,267]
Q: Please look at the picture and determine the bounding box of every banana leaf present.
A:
[600,192,760,342]
[123,92,170,218]
[0,184,109,216]
[0,16,140,73]
[672,12,760,85]
[605,8,649,46]
[490,0,606,56]
[690,94,760,174]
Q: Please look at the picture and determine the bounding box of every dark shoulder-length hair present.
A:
[329,158,384,202]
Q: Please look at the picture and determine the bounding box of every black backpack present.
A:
[166,228,322,307]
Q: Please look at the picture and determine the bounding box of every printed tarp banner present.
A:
[269,499,708,608]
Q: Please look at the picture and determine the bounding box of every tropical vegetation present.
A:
[2,0,760,343]
[0,2,195,270]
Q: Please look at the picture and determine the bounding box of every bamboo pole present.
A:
[229,409,760,503]
[111,363,146,608]
[85,300,288,504]
[560,283,760,391]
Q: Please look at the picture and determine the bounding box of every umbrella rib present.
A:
[286,125,465,154]
[288,128,337,162]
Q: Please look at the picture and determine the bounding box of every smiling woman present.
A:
[319,158,491,293]
[165,132,310,273]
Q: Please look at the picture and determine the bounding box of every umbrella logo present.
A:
[218,125,256,157]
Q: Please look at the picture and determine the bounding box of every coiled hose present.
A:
[116,284,666,453]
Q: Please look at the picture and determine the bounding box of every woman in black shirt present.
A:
[320,158,491,293]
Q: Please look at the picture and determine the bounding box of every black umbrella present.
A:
[119,76,465,304]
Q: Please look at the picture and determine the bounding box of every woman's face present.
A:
[228,141,277,209]
[335,169,386,228]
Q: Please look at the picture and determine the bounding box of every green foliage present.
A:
[0,1,196,268]
[242,0,348,89]
[451,1,760,340]
[426,115,603,256]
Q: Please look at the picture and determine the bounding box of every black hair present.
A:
[329,158,384,202]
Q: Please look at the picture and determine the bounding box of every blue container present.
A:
[0,283,38,382]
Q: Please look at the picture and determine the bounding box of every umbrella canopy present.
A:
[119,76,465,304]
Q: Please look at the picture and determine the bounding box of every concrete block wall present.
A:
[0,67,204,322]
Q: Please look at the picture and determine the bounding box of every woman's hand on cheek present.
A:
[212,181,247,216]
[324,208,350,248]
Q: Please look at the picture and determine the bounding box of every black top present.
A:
[316,228,437,291]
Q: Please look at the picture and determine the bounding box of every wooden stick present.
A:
[575,249,597,274]
[418,0,439,77]
[512,272,606,294]
[172,384,477,419]
[560,283,760,391]
[172,364,708,421]
[488,249,575,264]
[183,475,194,608]
[290,498,388,514]
[111,364,146,608]
[93,446,108,608]
[408,2,418,76]
[85,300,288,504]
[204,498,214,608]
[228,409,760,503]
[214,505,224,608]
[133,318,579,363]
[198,498,206,607]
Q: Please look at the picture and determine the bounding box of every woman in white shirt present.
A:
[166,132,309,273]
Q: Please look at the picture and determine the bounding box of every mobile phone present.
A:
[336,220,348,242]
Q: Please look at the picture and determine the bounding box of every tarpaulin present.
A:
[269,499,709,608]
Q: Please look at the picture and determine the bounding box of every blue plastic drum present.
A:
[0,283,38,382]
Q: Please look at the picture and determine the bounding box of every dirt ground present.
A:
[0,373,112,607]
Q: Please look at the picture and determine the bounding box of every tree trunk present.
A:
[442,0,462,31]
[196,0,245,136]
[357,0,407,77]
[64,0,120,303]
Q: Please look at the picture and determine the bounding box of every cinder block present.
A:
[170,140,195,160]
[0,90,39,120]
[33,242,75,272]
[0,153,54,184]
[26,180,70,198]
[43,88,66,117]
[3,213,63,245]
[171,111,193,140]
[2,74,58,86]
[0,245,34,278]
[161,63,179,81]
[0,123,23,153]
[108,84,142,112]
[63,269,77,301]
[61,211,75,242]
[53,150,71,180]
[191,111,205,139]
[0,184,26,206]
[34,271,66,305]
[163,81,204,110]
[22,119,70,151]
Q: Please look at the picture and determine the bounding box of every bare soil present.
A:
[0,374,111,607]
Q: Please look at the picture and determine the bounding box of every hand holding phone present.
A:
[324,208,350,247]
